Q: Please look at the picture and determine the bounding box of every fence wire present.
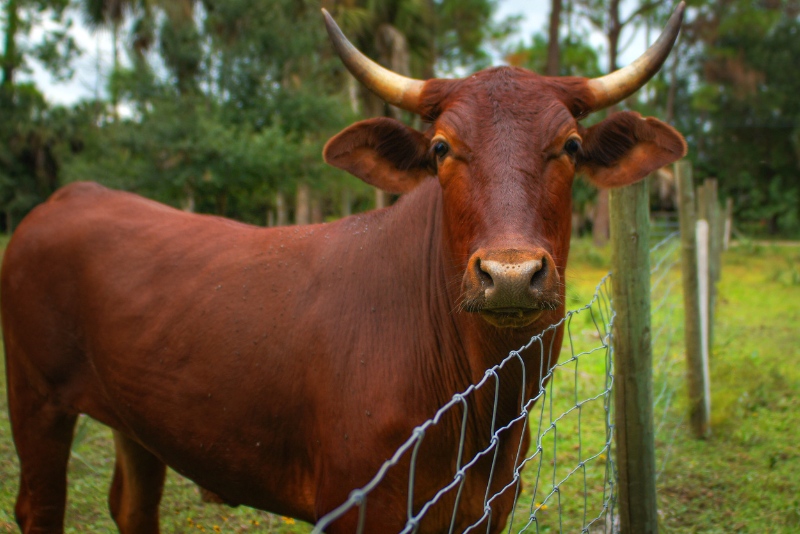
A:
[313,227,687,534]
[648,228,688,484]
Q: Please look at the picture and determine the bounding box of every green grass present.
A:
[655,244,800,533]
[1,240,798,533]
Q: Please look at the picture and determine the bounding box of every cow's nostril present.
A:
[475,258,494,287]
[530,257,547,290]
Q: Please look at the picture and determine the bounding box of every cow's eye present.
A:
[433,141,449,159]
[564,138,581,157]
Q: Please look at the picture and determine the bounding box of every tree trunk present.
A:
[296,183,311,225]
[375,189,389,210]
[111,22,120,120]
[607,0,621,77]
[311,194,323,224]
[665,40,681,124]
[347,76,360,114]
[593,190,610,246]
[1,0,19,106]
[276,191,288,226]
[181,184,195,213]
[593,0,621,248]
[341,189,352,218]
[546,0,562,76]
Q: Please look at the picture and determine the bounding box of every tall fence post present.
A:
[610,179,658,534]
[704,179,721,347]
[675,161,711,438]
[696,220,712,420]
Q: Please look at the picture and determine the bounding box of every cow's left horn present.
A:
[322,8,425,114]
[587,2,685,111]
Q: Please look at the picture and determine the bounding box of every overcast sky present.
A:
[27,0,652,107]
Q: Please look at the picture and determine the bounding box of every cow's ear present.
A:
[324,117,432,194]
[577,111,687,189]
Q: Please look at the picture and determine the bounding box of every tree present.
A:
[0,0,79,231]
[686,0,800,236]
[546,0,562,76]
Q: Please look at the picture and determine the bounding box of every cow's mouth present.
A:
[479,308,544,328]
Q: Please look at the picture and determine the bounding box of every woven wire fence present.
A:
[313,230,687,534]
[648,228,688,486]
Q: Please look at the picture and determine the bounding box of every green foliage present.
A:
[2,0,799,237]
[1,0,509,227]
[505,32,602,77]
[675,1,800,237]
[0,82,63,230]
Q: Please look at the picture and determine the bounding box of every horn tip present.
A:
[321,7,342,40]
[674,2,686,22]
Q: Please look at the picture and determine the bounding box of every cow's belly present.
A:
[80,321,324,520]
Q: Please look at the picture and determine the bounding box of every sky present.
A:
[497,0,549,40]
[26,0,655,107]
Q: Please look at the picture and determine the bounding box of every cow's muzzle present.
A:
[460,248,561,328]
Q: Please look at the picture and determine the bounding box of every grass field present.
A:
[1,239,798,533]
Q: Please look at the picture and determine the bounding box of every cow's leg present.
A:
[7,369,77,533]
[108,430,166,534]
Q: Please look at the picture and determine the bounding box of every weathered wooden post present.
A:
[696,219,712,422]
[675,161,711,438]
[610,179,658,534]
[704,179,722,346]
[708,180,723,283]
[696,182,707,221]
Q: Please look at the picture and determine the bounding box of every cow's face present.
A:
[321,8,686,329]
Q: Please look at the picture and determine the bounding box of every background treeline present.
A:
[1,0,799,237]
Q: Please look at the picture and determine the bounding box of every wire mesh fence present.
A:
[313,275,617,534]
[313,229,687,534]
[648,230,688,485]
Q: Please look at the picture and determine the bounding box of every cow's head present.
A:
[322,5,687,329]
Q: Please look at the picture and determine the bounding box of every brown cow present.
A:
[1,5,686,534]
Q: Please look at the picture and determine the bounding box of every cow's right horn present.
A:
[322,8,425,114]
[587,2,685,111]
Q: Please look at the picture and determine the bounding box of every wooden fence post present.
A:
[675,161,710,438]
[704,179,722,347]
[707,180,723,282]
[696,182,707,221]
[610,179,658,534]
[696,220,712,424]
